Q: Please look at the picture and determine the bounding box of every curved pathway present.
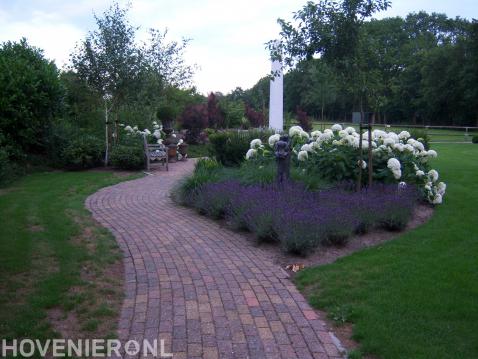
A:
[86,161,343,359]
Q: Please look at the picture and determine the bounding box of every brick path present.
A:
[86,161,343,359]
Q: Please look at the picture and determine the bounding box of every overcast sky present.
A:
[1,0,477,95]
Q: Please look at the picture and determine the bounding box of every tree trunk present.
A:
[368,114,374,186]
[357,96,364,191]
[104,100,109,167]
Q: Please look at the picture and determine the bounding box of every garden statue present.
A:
[274,135,290,184]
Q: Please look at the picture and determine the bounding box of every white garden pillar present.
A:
[269,41,283,132]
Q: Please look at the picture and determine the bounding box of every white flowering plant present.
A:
[120,121,166,145]
[245,124,446,204]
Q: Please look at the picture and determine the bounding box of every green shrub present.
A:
[472,135,478,144]
[208,129,274,166]
[238,161,275,185]
[110,145,144,170]
[0,148,15,185]
[61,135,103,170]
[171,158,222,205]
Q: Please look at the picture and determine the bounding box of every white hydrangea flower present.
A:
[373,130,387,140]
[416,170,425,177]
[246,148,257,160]
[268,134,281,147]
[437,182,446,195]
[311,130,322,140]
[404,144,415,152]
[250,139,262,149]
[392,169,402,179]
[318,132,334,143]
[383,137,396,146]
[289,126,303,137]
[301,143,314,153]
[152,121,158,125]
[387,158,402,179]
[398,131,411,140]
[345,126,356,134]
[124,125,133,132]
[157,139,163,144]
[133,126,138,131]
[298,150,308,161]
[299,130,310,140]
[432,194,443,204]
[424,182,432,191]
[345,135,356,146]
[331,124,343,132]
[338,129,347,138]
[413,141,425,152]
[387,132,399,142]
[324,129,333,135]
[312,141,322,150]
[387,158,401,170]
[398,181,407,189]
[154,124,160,129]
[428,169,439,182]
[394,143,404,152]
[357,160,367,169]
[153,130,162,139]
[332,140,341,146]
[427,149,438,158]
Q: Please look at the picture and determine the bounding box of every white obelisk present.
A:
[269,42,283,132]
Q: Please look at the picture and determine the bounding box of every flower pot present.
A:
[167,144,177,162]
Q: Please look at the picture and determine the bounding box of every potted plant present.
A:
[157,104,177,137]
[177,139,188,160]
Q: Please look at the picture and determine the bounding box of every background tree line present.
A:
[231,10,478,127]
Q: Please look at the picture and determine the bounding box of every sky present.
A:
[1,0,477,95]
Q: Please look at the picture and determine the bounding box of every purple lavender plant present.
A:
[190,180,418,255]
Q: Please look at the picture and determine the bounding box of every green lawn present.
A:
[296,143,478,358]
[187,143,210,158]
[0,170,140,349]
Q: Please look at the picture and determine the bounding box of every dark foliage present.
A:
[245,104,265,127]
[0,39,64,157]
[178,103,209,144]
[296,107,312,132]
[60,135,104,170]
[110,144,144,170]
[208,130,273,166]
[207,92,224,128]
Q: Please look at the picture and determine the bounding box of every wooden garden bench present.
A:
[143,136,168,171]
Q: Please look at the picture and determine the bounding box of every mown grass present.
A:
[295,143,478,358]
[187,144,210,158]
[0,170,141,356]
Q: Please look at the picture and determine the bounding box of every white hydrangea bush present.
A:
[245,124,446,204]
[121,121,166,144]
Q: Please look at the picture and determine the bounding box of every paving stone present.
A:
[86,160,343,359]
